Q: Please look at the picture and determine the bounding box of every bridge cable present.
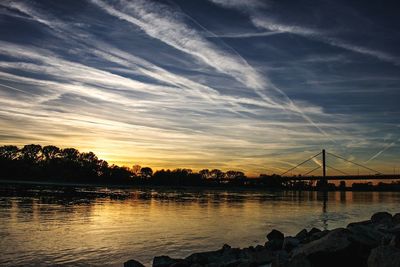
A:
[280,152,322,176]
[325,164,350,176]
[302,166,321,176]
[327,152,382,175]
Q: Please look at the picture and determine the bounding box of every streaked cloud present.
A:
[0,0,399,175]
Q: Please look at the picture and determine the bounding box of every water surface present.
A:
[1,185,399,266]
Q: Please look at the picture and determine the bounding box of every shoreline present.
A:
[1,179,400,193]
[124,211,400,267]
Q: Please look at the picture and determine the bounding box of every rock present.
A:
[392,213,400,225]
[347,224,392,259]
[368,245,400,267]
[292,228,367,267]
[265,229,285,251]
[347,220,372,228]
[219,260,255,267]
[267,229,285,241]
[170,262,190,267]
[271,250,289,267]
[255,245,264,251]
[387,224,400,235]
[185,245,241,266]
[222,244,232,250]
[239,246,274,265]
[347,224,387,248]
[153,256,186,267]
[389,234,400,249]
[308,229,330,242]
[234,260,258,267]
[265,239,284,251]
[371,212,392,225]
[308,227,321,236]
[295,229,308,242]
[185,244,273,267]
[286,254,311,267]
[124,259,145,267]
[282,237,300,252]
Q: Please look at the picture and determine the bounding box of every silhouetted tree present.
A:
[108,165,132,183]
[61,148,79,161]
[140,167,153,178]
[0,145,19,160]
[199,169,210,179]
[210,169,225,181]
[226,170,245,180]
[132,164,141,176]
[21,144,43,162]
[42,145,61,161]
[259,174,284,188]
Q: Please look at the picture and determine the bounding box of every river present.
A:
[0,185,399,266]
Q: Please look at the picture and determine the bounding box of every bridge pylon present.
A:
[318,149,328,191]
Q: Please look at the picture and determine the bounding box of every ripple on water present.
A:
[0,188,399,266]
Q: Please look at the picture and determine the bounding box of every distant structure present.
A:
[280,149,400,191]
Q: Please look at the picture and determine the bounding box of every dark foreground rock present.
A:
[368,245,400,267]
[124,259,146,267]
[124,211,400,267]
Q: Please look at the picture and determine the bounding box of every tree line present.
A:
[3,144,398,191]
[0,144,256,186]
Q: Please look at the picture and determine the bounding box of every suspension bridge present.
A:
[280,149,400,183]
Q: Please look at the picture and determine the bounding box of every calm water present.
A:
[1,185,400,266]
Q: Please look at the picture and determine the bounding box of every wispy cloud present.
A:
[0,0,398,175]
[365,139,398,163]
[91,0,267,90]
[208,31,282,39]
[211,0,400,66]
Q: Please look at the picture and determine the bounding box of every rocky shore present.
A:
[124,212,400,267]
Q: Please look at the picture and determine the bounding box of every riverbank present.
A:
[124,211,400,267]
[1,179,400,193]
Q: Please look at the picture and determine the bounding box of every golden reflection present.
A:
[2,190,400,266]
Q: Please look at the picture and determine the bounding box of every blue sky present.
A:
[0,0,399,175]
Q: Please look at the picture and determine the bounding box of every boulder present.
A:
[368,245,400,267]
[185,244,241,266]
[124,259,145,267]
[308,227,321,236]
[308,229,330,242]
[295,229,308,242]
[292,228,367,267]
[185,244,273,267]
[392,213,400,225]
[271,250,289,267]
[371,212,392,225]
[267,229,284,241]
[282,237,300,252]
[387,224,400,235]
[272,253,310,267]
[347,224,386,248]
[238,246,274,265]
[250,247,274,264]
[234,260,258,267]
[286,254,311,267]
[153,256,186,267]
[347,220,372,228]
[265,239,284,251]
[265,229,285,251]
[389,234,400,249]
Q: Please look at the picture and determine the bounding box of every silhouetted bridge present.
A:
[280,149,400,183]
[286,174,400,181]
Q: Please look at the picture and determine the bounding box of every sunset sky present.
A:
[0,0,399,176]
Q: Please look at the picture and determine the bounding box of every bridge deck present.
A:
[283,175,400,181]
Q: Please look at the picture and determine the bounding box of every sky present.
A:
[0,0,399,176]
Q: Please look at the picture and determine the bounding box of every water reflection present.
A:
[0,185,400,266]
